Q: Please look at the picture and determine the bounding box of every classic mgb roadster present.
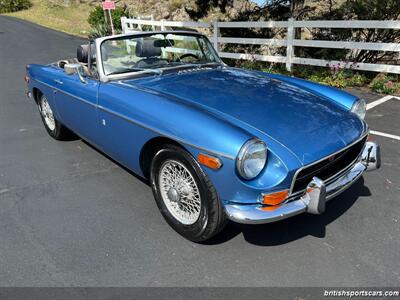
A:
[25,31,381,242]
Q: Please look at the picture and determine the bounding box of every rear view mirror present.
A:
[64,63,87,84]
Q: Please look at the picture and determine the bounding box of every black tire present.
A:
[37,92,73,140]
[150,144,227,242]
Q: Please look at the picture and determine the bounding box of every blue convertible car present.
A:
[25,31,380,242]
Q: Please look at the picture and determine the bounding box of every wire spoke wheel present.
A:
[39,95,55,131]
[158,160,201,225]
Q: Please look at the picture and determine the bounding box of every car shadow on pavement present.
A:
[205,177,371,246]
[80,140,150,185]
[78,140,372,247]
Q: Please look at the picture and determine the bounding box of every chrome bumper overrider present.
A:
[225,141,381,224]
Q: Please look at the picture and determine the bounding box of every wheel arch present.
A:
[32,87,41,104]
[139,136,188,179]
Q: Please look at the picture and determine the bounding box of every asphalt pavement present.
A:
[0,16,399,287]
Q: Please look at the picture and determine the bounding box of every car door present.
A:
[53,70,100,143]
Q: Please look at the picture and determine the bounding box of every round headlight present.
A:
[236,139,267,180]
[351,98,366,120]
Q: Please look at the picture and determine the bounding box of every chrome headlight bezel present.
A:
[351,98,366,120]
[236,138,267,180]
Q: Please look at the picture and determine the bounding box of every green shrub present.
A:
[309,70,367,88]
[369,74,400,94]
[290,64,368,88]
[0,0,32,13]
[230,59,375,90]
[87,5,129,32]
[88,23,111,39]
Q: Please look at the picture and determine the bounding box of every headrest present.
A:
[77,44,96,63]
[135,39,161,58]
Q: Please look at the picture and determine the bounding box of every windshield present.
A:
[100,33,222,76]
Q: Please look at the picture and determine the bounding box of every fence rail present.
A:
[121,17,400,74]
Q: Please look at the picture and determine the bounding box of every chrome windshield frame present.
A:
[95,31,222,82]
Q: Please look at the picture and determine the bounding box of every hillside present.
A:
[3,0,255,36]
[2,0,344,37]
[3,0,93,36]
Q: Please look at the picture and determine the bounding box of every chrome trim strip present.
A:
[57,89,96,107]
[289,131,368,195]
[34,78,97,108]
[97,105,235,160]
[32,79,234,160]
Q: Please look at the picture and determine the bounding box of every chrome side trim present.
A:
[34,78,97,108]
[32,78,235,160]
[57,89,96,107]
[289,131,368,195]
[97,105,235,160]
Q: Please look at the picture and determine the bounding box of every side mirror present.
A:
[64,63,88,84]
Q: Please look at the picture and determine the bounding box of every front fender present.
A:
[265,73,358,110]
[98,81,292,205]
[98,81,252,160]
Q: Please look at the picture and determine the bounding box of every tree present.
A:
[185,0,311,21]
[305,0,400,63]
[185,0,235,20]
[185,0,400,65]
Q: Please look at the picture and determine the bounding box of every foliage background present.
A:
[1,0,399,94]
[0,0,32,13]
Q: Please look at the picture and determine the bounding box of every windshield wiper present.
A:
[197,62,222,67]
[164,62,221,71]
[107,68,163,76]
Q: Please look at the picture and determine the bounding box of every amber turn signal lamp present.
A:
[198,153,222,170]
[262,190,289,206]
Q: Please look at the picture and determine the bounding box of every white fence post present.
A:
[161,19,166,31]
[151,14,155,31]
[286,17,295,72]
[121,16,127,34]
[213,21,220,51]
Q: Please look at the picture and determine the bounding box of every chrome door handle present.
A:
[54,79,63,85]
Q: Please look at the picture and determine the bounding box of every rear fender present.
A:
[26,64,64,121]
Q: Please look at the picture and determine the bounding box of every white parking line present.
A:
[370,130,400,141]
[366,95,400,110]
[364,94,400,141]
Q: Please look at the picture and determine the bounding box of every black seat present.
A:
[77,44,96,64]
[135,39,166,68]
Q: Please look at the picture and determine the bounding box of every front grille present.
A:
[291,135,367,194]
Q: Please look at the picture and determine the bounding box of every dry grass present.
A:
[3,0,93,36]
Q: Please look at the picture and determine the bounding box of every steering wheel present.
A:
[134,58,169,68]
[176,53,200,62]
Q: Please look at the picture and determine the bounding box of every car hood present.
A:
[127,67,365,165]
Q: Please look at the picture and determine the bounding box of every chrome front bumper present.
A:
[225,141,381,225]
